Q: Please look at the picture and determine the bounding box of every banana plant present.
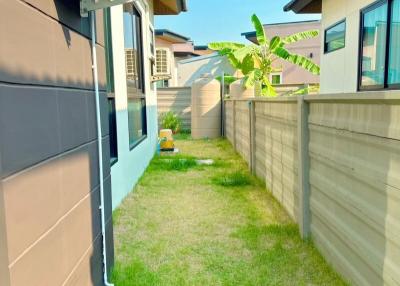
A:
[208,14,320,97]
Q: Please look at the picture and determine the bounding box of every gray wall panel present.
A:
[58,89,89,151]
[0,85,60,178]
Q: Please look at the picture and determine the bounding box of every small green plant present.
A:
[161,111,182,133]
[212,171,252,187]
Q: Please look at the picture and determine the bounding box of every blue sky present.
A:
[155,0,320,45]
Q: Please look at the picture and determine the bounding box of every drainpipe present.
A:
[90,11,114,286]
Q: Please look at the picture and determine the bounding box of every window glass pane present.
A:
[389,0,400,84]
[150,28,155,56]
[156,80,169,88]
[271,74,281,85]
[123,5,143,93]
[325,21,346,52]
[361,3,388,87]
[104,8,114,93]
[108,98,118,163]
[128,98,147,147]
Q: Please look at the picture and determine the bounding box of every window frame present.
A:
[270,72,283,85]
[324,19,347,54]
[358,0,400,91]
[104,8,118,166]
[108,97,118,165]
[123,3,148,150]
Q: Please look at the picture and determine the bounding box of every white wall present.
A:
[320,0,376,93]
[110,1,158,210]
[177,54,235,87]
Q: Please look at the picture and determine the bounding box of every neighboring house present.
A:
[155,29,198,87]
[177,53,236,87]
[242,20,321,85]
[284,0,400,94]
[194,45,215,56]
[0,1,186,286]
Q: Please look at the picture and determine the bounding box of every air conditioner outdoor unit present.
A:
[80,0,136,17]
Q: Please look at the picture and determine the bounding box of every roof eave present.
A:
[283,0,321,14]
[154,0,188,15]
[155,29,190,43]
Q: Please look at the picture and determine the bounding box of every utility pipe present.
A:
[90,11,114,286]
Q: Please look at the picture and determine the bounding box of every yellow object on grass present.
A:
[159,129,174,151]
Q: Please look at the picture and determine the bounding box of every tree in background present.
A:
[209,14,320,96]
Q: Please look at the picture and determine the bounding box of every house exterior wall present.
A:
[265,21,321,85]
[246,21,321,85]
[0,1,112,285]
[109,1,159,210]
[155,37,179,86]
[177,54,235,87]
[319,0,376,93]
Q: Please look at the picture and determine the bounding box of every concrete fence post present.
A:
[232,100,237,151]
[297,96,311,239]
[249,100,256,175]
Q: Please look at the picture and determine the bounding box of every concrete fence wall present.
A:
[224,91,400,286]
[157,87,192,130]
[156,84,318,132]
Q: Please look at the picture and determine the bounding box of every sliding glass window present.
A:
[388,0,400,85]
[104,8,118,165]
[324,20,346,53]
[123,4,147,149]
[359,0,400,89]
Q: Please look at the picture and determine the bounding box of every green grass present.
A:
[111,137,347,286]
[149,156,198,172]
[212,171,252,187]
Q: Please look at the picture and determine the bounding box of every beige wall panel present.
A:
[8,191,101,286]
[0,1,99,89]
[2,142,100,264]
[253,100,299,221]
[63,236,103,286]
[61,190,101,277]
[0,0,57,85]
[96,44,108,91]
[309,99,400,286]
[226,94,400,285]
[22,0,91,38]
[224,101,234,144]
[234,101,250,164]
[0,1,102,90]
[3,158,62,263]
[311,214,382,286]
[0,171,11,286]
[96,9,105,47]
[309,102,400,141]
[9,223,66,286]
[157,87,191,129]
[54,24,89,89]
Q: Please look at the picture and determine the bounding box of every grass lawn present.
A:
[111,136,347,286]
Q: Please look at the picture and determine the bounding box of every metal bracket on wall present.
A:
[80,0,137,17]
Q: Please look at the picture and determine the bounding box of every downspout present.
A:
[90,11,114,286]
